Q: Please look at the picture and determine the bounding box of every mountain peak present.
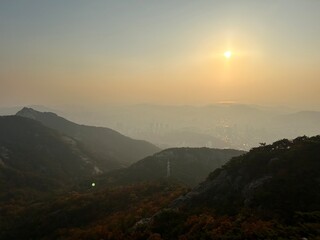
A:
[16,107,38,119]
[16,107,58,119]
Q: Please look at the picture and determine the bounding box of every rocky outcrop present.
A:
[168,136,320,216]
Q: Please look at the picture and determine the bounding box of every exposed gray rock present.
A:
[242,175,273,206]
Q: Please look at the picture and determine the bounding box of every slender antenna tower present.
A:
[166,160,171,178]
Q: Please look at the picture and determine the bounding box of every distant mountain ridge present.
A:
[16,107,160,168]
[90,147,245,187]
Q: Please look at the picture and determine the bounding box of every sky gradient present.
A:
[1,1,320,109]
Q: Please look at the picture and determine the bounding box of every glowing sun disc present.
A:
[224,51,232,58]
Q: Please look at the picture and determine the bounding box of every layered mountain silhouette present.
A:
[91,147,245,187]
[1,108,159,203]
[16,107,160,168]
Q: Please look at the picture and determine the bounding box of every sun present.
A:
[224,51,232,59]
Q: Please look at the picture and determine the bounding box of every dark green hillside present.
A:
[16,107,160,168]
[0,116,106,202]
[86,147,245,188]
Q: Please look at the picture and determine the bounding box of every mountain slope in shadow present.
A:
[0,116,108,202]
[16,107,160,169]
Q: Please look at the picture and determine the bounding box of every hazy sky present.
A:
[1,1,320,109]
